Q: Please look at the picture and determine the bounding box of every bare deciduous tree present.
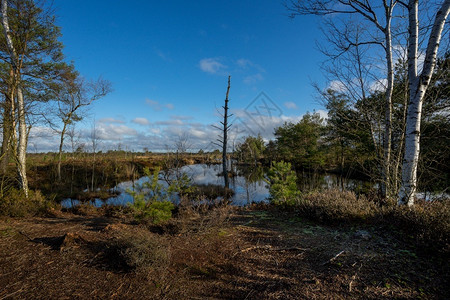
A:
[56,77,111,181]
[213,76,232,189]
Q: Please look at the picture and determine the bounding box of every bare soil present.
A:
[0,207,448,299]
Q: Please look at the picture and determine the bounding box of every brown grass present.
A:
[0,204,448,299]
[297,189,378,223]
[292,189,450,255]
[0,189,56,217]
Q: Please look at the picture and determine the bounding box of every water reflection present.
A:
[61,164,373,208]
[61,164,270,208]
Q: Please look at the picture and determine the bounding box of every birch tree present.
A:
[288,0,450,205]
[287,0,400,198]
[1,0,28,196]
[0,0,70,196]
[399,0,450,205]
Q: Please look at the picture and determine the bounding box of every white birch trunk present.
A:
[382,2,394,199]
[1,0,29,197]
[399,0,450,206]
[16,87,29,197]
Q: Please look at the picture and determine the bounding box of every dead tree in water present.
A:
[213,76,232,189]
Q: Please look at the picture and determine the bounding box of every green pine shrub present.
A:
[128,167,193,224]
[265,161,301,206]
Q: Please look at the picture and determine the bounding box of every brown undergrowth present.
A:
[295,190,450,255]
[0,199,448,299]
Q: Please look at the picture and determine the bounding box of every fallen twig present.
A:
[271,246,307,252]
[322,250,345,265]
[349,263,363,292]
[240,245,272,253]
[236,245,307,256]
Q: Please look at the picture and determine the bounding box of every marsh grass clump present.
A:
[298,189,378,224]
[0,188,56,217]
[104,230,170,273]
[381,199,450,254]
[290,189,449,254]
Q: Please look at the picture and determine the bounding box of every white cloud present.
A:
[146,99,159,108]
[190,128,207,139]
[96,124,138,141]
[199,58,226,74]
[26,111,313,153]
[243,73,264,85]
[150,128,161,135]
[284,102,298,109]
[154,119,184,126]
[170,115,193,121]
[99,117,125,124]
[316,109,328,120]
[236,58,252,69]
[392,44,425,72]
[226,109,303,142]
[236,58,265,73]
[26,91,325,153]
[369,78,388,93]
[132,117,150,125]
[328,80,347,93]
[28,126,59,152]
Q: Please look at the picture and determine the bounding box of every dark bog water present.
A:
[61,164,268,208]
[61,164,374,208]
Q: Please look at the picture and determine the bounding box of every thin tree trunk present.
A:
[399,0,450,206]
[382,9,394,199]
[222,76,231,189]
[0,92,13,173]
[10,91,17,159]
[91,152,95,192]
[57,122,68,181]
[16,87,28,197]
[393,81,408,195]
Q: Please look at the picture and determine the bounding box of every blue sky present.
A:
[30,0,328,152]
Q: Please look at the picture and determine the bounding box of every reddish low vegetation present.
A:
[0,194,448,299]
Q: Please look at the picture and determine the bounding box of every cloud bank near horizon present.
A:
[27,105,327,153]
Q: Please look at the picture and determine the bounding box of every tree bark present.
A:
[16,87,28,197]
[222,76,231,189]
[399,0,450,206]
[393,80,409,194]
[57,122,69,181]
[1,0,29,196]
[382,4,394,199]
[0,92,13,173]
